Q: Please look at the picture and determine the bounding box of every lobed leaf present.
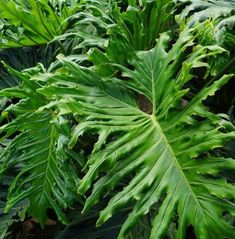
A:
[36,30,235,238]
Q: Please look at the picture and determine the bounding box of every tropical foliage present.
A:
[0,1,235,239]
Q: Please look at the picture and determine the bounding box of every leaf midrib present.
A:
[38,121,55,205]
[150,114,206,214]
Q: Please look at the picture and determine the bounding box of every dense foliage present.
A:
[0,0,235,238]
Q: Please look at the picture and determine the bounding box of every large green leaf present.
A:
[36,30,235,238]
[176,0,235,45]
[0,1,235,238]
[175,0,235,121]
[0,0,77,48]
[113,0,174,51]
[53,0,174,68]
[0,112,79,225]
[0,66,81,226]
[176,0,235,26]
[89,0,174,74]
